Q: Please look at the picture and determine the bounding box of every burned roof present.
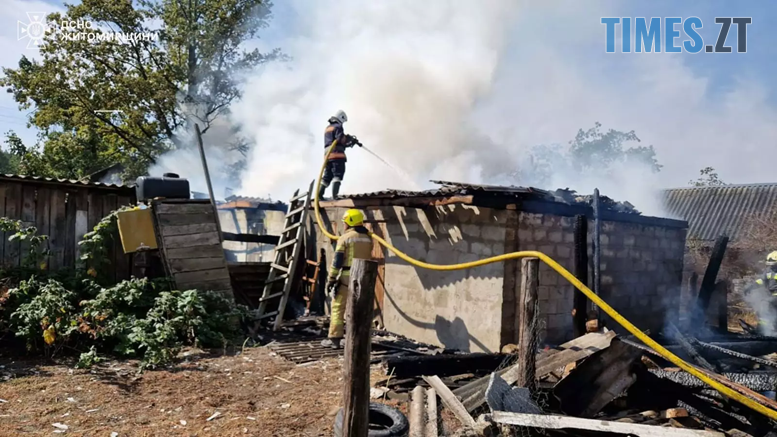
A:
[0,173,132,189]
[662,182,777,241]
[339,180,641,214]
[219,195,287,211]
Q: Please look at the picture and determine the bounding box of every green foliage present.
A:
[0,218,50,272]
[77,206,132,284]
[519,122,661,188]
[0,207,249,370]
[0,0,284,182]
[689,167,726,187]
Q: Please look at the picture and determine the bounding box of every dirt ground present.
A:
[0,346,408,437]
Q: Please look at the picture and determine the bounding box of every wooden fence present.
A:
[0,176,136,282]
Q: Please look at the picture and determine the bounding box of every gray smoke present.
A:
[743,284,777,336]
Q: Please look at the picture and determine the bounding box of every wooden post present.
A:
[342,259,378,437]
[517,257,539,392]
[694,234,728,330]
[592,188,602,320]
[573,214,589,337]
[194,123,224,244]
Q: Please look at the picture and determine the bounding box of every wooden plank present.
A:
[34,186,50,269]
[74,189,89,260]
[3,183,22,267]
[342,259,379,437]
[156,213,214,226]
[0,184,7,261]
[19,184,37,266]
[161,223,218,237]
[517,258,539,390]
[114,194,132,281]
[48,189,67,270]
[103,193,118,282]
[166,245,224,260]
[169,257,225,273]
[87,191,103,231]
[174,268,230,284]
[490,412,725,437]
[155,202,214,215]
[319,195,474,209]
[176,278,232,292]
[423,376,477,429]
[63,190,78,267]
[163,232,220,249]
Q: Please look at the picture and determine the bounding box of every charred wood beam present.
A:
[382,353,509,379]
[693,341,777,369]
[573,214,589,337]
[693,234,729,330]
[318,195,474,209]
[666,323,719,373]
[221,232,280,245]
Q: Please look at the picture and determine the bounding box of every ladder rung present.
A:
[285,206,305,218]
[276,238,298,251]
[282,222,302,234]
[306,260,318,266]
[256,311,279,320]
[258,292,284,303]
[264,273,289,285]
[271,263,290,273]
[290,191,309,202]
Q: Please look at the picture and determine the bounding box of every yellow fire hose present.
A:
[313,141,777,421]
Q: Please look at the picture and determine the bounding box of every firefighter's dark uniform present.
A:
[319,118,354,199]
[326,225,373,338]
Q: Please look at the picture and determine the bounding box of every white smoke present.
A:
[743,285,777,336]
[234,0,521,200]
[229,1,777,218]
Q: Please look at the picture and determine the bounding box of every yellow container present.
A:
[117,208,158,253]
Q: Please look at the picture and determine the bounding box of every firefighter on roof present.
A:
[318,109,362,200]
[321,209,373,349]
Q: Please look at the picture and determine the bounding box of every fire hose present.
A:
[313,140,777,421]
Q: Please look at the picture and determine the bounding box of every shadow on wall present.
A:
[383,288,490,353]
[379,203,506,289]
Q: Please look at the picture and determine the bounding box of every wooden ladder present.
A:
[255,180,314,331]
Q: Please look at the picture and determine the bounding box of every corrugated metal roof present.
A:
[662,183,777,241]
[0,174,133,189]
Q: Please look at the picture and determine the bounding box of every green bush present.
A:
[0,214,249,370]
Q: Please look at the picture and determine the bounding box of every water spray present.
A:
[359,143,422,191]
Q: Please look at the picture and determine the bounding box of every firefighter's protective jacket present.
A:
[325,118,348,161]
[755,271,777,295]
[328,226,373,284]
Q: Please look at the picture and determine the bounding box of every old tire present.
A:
[333,402,409,437]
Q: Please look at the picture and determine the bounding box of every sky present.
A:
[0,1,775,212]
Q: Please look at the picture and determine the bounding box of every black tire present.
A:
[333,402,409,437]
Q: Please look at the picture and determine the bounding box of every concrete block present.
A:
[624,235,636,246]
[539,245,555,256]
[560,216,573,229]
[545,299,559,314]
[533,229,548,242]
[599,234,610,245]
[538,285,551,301]
[521,213,543,226]
[548,314,568,329]
[548,231,563,243]
[602,275,614,285]
[563,232,574,243]
[462,224,481,238]
[556,245,571,259]
[540,270,558,286]
[471,241,494,257]
[482,226,505,242]
[518,228,533,242]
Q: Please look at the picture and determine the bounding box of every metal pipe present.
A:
[194,123,224,243]
[592,188,601,316]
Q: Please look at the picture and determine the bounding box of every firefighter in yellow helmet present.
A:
[749,251,777,334]
[321,209,373,349]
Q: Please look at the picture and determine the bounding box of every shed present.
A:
[314,181,688,352]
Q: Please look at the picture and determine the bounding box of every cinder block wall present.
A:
[509,212,686,344]
[315,202,687,351]
[315,204,508,353]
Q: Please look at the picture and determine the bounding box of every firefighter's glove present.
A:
[327,279,338,297]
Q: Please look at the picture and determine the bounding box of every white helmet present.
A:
[333,109,348,124]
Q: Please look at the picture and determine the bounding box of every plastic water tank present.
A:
[135,173,191,202]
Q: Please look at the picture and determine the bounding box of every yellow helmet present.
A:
[767,251,777,265]
[342,209,364,227]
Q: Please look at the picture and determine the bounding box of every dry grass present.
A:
[0,346,402,437]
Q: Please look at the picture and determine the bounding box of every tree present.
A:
[689,167,726,187]
[515,122,661,187]
[0,0,283,181]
